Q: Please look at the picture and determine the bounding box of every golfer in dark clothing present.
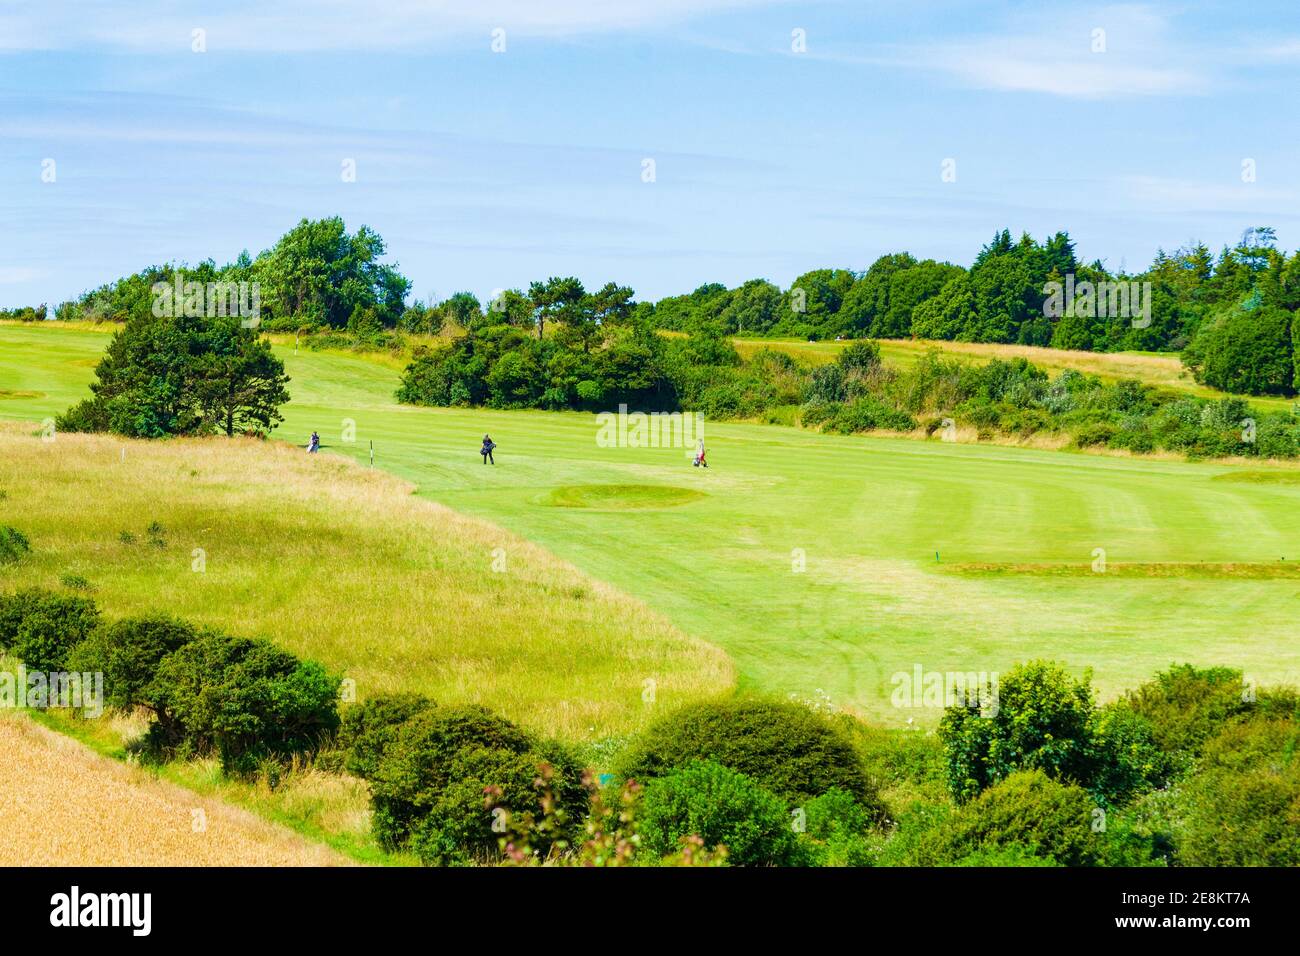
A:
[481,434,496,465]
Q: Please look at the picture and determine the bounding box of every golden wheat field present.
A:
[0,714,348,866]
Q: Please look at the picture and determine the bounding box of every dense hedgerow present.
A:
[67,615,204,720]
[396,322,678,412]
[0,588,100,671]
[617,698,884,819]
[148,632,340,771]
[637,759,805,866]
[336,692,439,779]
[0,596,338,774]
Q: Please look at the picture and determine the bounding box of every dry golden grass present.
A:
[0,714,349,866]
[0,422,732,740]
[733,335,1295,413]
[733,335,1190,379]
[881,337,1188,379]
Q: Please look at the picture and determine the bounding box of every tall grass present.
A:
[0,423,733,741]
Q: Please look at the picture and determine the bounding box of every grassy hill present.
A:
[5,322,1300,727]
[0,419,730,740]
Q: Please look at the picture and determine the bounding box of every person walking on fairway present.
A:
[308,431,320,453]
[693,437,708,468]
[480,434,497,465]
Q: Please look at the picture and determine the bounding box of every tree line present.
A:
[40,218,1300,400]
[645,226,1300,396]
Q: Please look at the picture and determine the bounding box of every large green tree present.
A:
[1184,303,1295,396]
[58,313,290,438]
[256,217,410,328]
[527,276,585,340]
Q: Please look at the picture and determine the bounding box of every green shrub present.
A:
[367,705,586,863]
[855,724,949,804]
[918,770,1103,866]
[955,397,1001,430]
[337,693,438,779]
[1121,664,1254,768]
[948,845,1061,866]
[1107,421,1155,454]
[67,615,201,718]
[941,660,1165,806]
[1198,716,1300,774]
[798,786,875,866]
[0,589,100,670]
[871,800,952,866]
[408,746,566,866]
[151,631,340,771]
[822,397,916,434]
[1254,415,1300,459]
[1086,703,1171,805]
[1178,762,1300,866]
[638,759,804,866]
[0,526,30,565]
[619,698,884,818]
[1184,303,1295,397]
[999,406,1053,437]
[1176,713,1300,868]
[940,660,1094,802]
[0,589,51,650]
[1073,421,1118,447]
[837,340,882,373]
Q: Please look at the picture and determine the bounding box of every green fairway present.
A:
[6,322,1300,725]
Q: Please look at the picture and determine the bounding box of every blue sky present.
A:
[2,0,1299,308]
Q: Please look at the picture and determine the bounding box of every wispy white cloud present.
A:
[0,267,49,284]
[1255,38,1300,60]
[793,4,1211,98]
[0,0,782,52]
[1120,175,1300,214]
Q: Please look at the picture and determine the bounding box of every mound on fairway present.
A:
[940,561,1300,579]
[546,484,707,510]
[1211,470,1300,485]
[0,715,348,866]
[0,423,732,739]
